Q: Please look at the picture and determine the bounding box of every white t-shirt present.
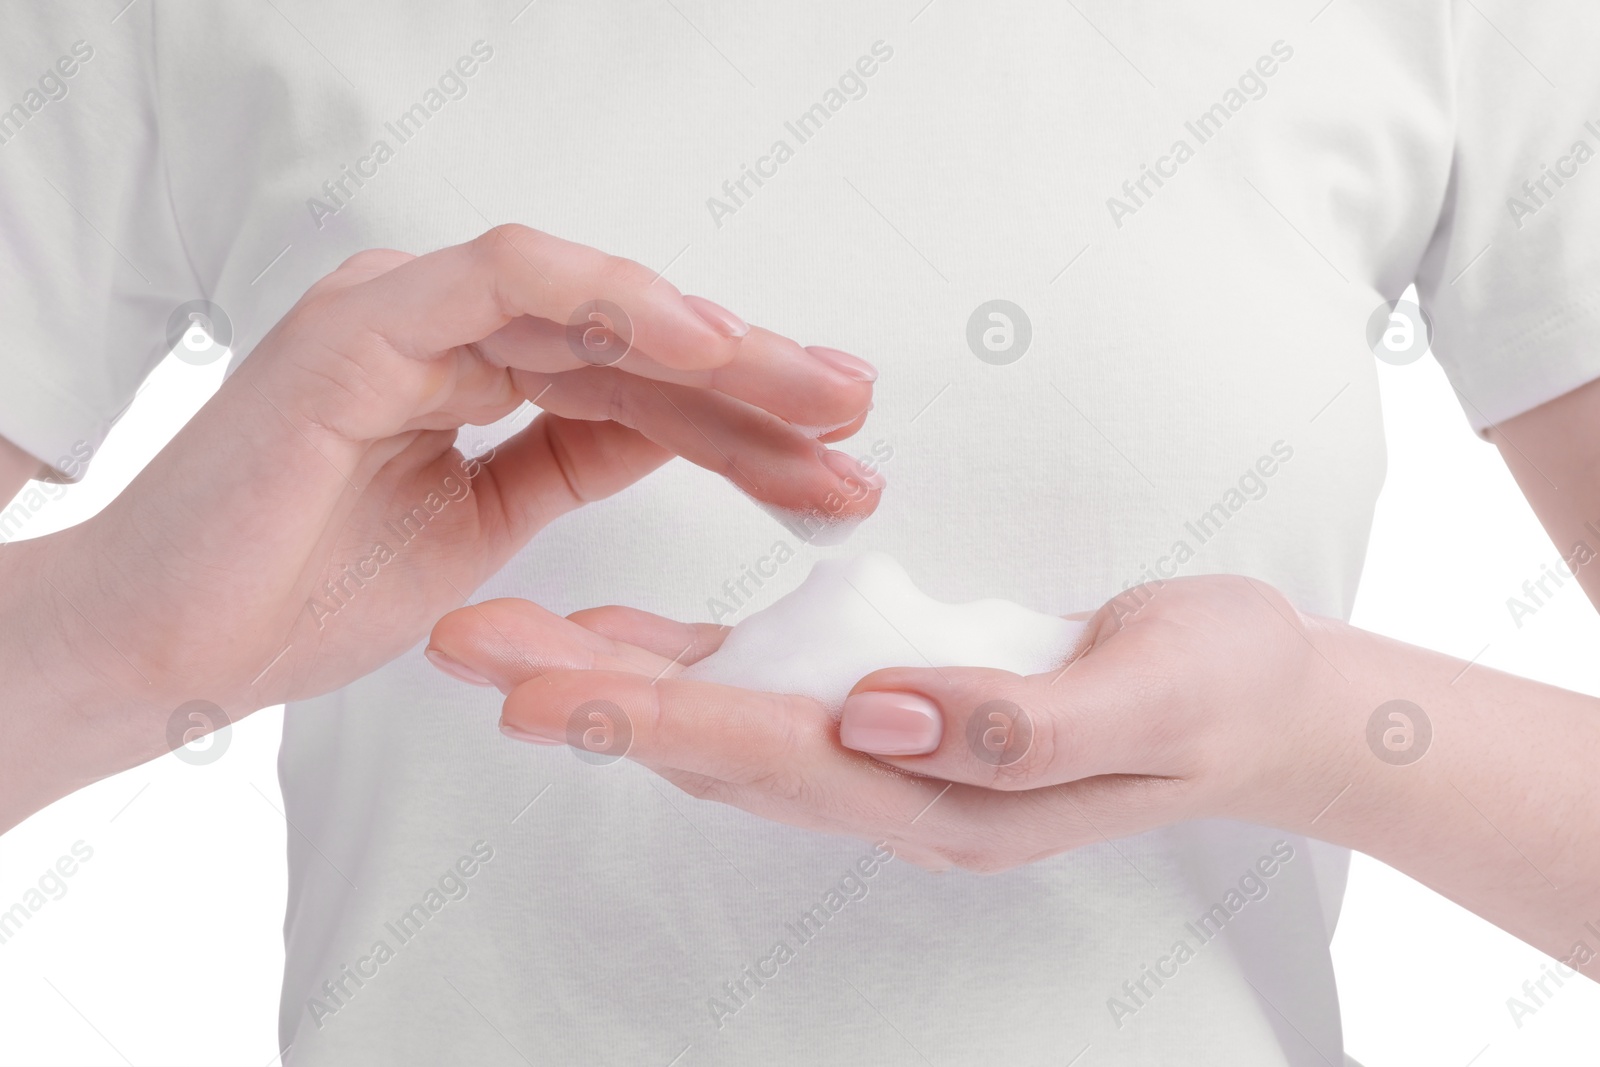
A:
[4,2,1599,1063]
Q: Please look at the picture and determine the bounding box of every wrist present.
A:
[1207,611,1384,835]
[1252,616,1441,848]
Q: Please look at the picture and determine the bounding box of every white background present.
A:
[1,330,1598,1065]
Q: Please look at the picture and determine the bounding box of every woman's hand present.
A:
[430,573,1600,973]
[0,225,879,826]
[427,574,1330,871]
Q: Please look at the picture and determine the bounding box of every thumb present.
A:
[837,652,1175,790]
[473,410,672,551]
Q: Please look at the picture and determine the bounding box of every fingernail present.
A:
[820,449,886,491]
[500,721,563,746]
[805,345,878,383]
[840,691,942,755]
[425,647,493,687]
[684,295,749,339]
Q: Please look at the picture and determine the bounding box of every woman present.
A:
[1,1,1595,1063]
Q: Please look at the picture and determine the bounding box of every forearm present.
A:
[0,365,371,831]
[1282,617,1600,975]
[0,527,170,831]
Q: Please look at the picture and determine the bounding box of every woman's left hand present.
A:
[428,574,1351,871]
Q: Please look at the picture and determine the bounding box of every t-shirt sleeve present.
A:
[1414,0,1600,435]
[0,5,198,479]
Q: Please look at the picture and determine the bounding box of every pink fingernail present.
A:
[806,345,878,383]
[820,449,886,491]
[425,647,493,687]
[500,721,563,746]
[684,295,750,339]
[840,691,942,755]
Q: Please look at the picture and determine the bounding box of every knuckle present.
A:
[719,693,824,802]
[476,222,534,251]
[291,287,347,330]
[749,694,817,778]
[1220,573,1266,604]
[278,289,367,362]
[986,714,1061,790]
[1223,574,1266,609]
[474,224,543,279]
[594,252,652,291]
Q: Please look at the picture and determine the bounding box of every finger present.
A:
[308,247,417,293]
[520,368,885,518]
[502,669,833,784]
[816,407,870,444]
[477,317,874,432]
[566,605,729,665]
[836,660,1181,790]
[706,340,876,434]
[500,670,1048,866]
[496,669,1160,869]
[349,224,746,371]
[467,412,672,549]
[428,597,671,693]
[502,668,960,832]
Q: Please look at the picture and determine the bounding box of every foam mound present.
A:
[680,552,1086,709]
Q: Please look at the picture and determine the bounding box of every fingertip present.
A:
[427,605,494,677]
[499,720,564,746]
[424,646,495,688]
[804,345,878,384]
[428,598,597,693]
[815,409,871,444]
[819,449,886,493]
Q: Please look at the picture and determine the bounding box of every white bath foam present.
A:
[680,552,1088,709]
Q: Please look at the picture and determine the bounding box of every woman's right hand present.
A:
[0,225,880,828]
